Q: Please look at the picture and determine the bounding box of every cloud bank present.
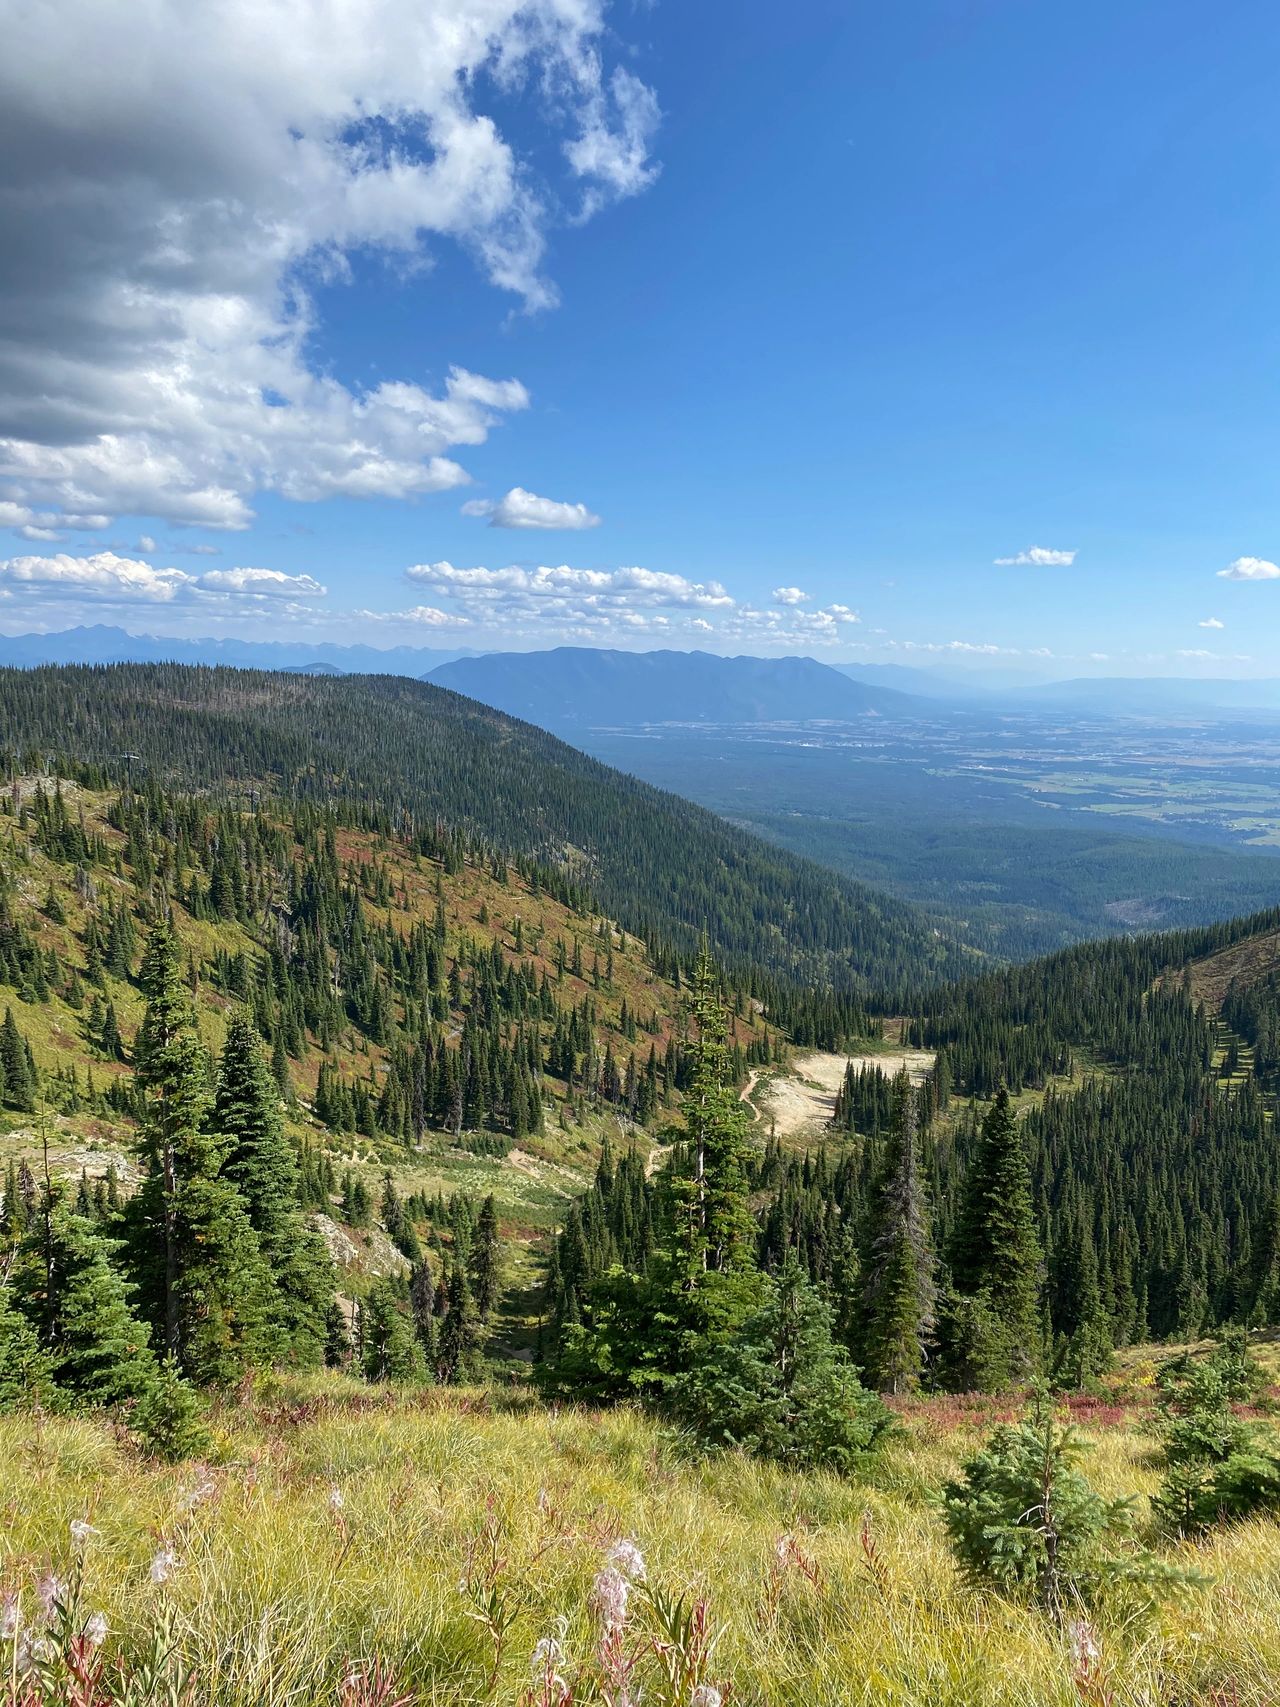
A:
[0,1,657,532]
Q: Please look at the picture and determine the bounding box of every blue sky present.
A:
[2,0,1279,676]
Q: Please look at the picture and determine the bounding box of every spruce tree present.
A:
[944,1086,1043,1389]
[125,917,274,1384]
[862,1075,937,1395]
[668,946,755,1284]
[438,1262,482,1382]
[0,1281,57,1411]
[211,1012,333,1366]
[470,1194,501,1320]
[361,1279,424,1383]
[13,1186,158,1407]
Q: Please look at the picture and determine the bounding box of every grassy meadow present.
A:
[4,1372,1280,1706]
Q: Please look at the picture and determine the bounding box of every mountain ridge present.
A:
[426,645,922,726]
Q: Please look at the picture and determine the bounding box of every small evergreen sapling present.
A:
[941,1387,1191,1615]
[1152,1334,1280,1533]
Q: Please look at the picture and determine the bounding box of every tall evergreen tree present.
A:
[668,946,754,1283]
[12,1186,157,1406]
[944,1086,1043,1389]
[362,1278,425,1382]
[861,1076,937,1395]
[211,1012,333,1366]
[470,1194,501,1320]
[125,917,274,1384]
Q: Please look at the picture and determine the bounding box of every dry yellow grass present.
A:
[3,1379,1280,1705]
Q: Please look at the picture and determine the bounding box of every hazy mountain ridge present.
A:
[426,646,922,726]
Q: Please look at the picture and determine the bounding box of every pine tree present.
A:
[0,1281,57,1412]
[211,1012,333,1366]
[1249,1191,1280,1326]
[409,1260,438,1367]
[944,1086,1043,1389]
[862,1076,937,1395]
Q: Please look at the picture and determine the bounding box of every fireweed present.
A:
[4,1390,1280,1705]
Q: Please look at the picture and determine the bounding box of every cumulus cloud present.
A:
[994,546,1077,567]
[405,560,733,610]
[0,551,192,602]
[718,601,860,648]
[771,586,809,605]
[1198,617,1225,629]
[197,567,327,597]
[461,487,601,530]
[0,1,657,531]
[354,605,469,628]
[1217,557,1280,581]
[0,549,328,607]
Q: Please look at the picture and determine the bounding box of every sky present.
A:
[2,0,1279,678]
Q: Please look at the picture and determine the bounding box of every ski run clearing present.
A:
[747,1048,936,1139]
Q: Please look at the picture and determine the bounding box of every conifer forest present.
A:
[0,665,1278,1704]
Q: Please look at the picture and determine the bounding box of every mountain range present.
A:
[426,647,919,725]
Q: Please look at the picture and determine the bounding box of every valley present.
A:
[5,665,1280,1707]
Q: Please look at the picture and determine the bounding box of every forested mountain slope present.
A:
[0,664,970,996]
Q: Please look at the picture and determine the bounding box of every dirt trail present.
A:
[748,1048,935,1139]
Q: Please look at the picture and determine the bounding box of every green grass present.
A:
[5,1378,1280,1705]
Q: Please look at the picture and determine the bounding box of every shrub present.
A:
[1153,1337,1280,1533]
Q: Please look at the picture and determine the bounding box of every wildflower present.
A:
[1067,1617,1102,1672]
[15,1629,52,1675]
[84,1611,109,1648]
[69,1518,98,1547]
[329,1486,346,1512]
[607,1538,647,1583]
[591,1566,630,1629]
[35,1574,66,1621]
[531,1634,566,1679]
[149,1547,179,1585]
[690,1688,723,1707]
[0,1593,18,1639]
[179,1477,216,1513]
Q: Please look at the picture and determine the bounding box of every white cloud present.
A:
[354,605,469,628]
[1177,649,1217,659]
[405,560,734,610]
[0,2,657,531]
[565,68,661,220]
[197,567,327,598]
[137,536,157,554]
[0,551,192,602]
[461,486,601,530]
[0,549,327,608]
[994,546,1077,567]
[1198,617,1225,629]
[771,586,809,605]
[1217,557,1280,581]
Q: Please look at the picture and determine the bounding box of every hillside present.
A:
[426,645,920,726]
[0,663,970,997]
